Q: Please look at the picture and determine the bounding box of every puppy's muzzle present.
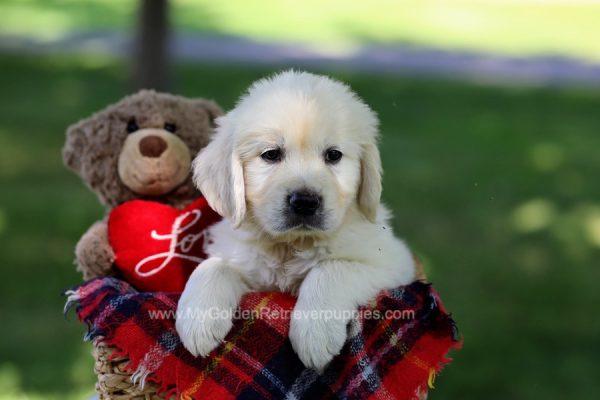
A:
[288,190,322,217]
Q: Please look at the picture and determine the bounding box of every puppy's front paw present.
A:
[289,314,348,372]
[175,296,234,357]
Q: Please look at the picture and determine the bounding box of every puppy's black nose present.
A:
[288,190,321,216]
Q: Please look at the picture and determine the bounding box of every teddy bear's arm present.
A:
[75,221,115,280]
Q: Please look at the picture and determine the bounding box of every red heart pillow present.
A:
[108,198,221,292]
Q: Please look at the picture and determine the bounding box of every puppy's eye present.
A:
[164,122,177,133]
[126,118,139,133]
[261,148,282,163]
[324,148,343,164]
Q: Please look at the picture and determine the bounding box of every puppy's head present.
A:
[194,71,381,237]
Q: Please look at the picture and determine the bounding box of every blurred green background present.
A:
[1,1,599,399]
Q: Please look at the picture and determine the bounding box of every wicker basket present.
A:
[93,341,163,399]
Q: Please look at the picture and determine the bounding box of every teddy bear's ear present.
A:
[195,99,223,127]
[63,111,128,207]
[62,112,112,177]
[63,120,87,173]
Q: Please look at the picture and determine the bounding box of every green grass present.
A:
[1,54,600,399]
[2,0,600,61]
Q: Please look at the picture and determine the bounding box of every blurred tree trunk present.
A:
[132,0,170,91]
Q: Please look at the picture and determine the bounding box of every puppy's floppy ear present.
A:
[357,142,382,223]
[193,115,246,226]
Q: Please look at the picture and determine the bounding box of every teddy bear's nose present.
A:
[139,135,168,158]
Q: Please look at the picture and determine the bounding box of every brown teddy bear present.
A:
[63,90,223,286]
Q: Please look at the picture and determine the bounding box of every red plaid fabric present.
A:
[65,277,460,399]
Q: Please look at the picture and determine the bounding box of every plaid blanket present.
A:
[65,277,460,399]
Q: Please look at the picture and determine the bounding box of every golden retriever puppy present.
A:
[176,71,416,371]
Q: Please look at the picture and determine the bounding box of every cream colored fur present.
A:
[176,71,416,371]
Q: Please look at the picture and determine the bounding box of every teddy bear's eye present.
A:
[126,118,139,133]
[164,122,177,133]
